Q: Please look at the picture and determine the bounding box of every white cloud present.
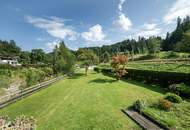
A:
[118,0,126,11]
[46,39,60,51]
[81,24,106,42]
[115,13,132,31]
[114,0,132,32]
[25,16,77,40]
[164,0,190,24]
[143,23,157,30]
[136,23,161,38]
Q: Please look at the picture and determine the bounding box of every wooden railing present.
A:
[0,76,64,108]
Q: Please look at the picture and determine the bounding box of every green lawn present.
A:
[0,70,164,130]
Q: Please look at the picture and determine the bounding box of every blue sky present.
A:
[0,0,190,51]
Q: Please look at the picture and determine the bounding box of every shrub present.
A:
[126,69,190,87]
[41,67,53,77]
[94,67,100,73]
[22,68,46,86]
[159,98,173,111]
[164,93,182,103]
[168,84,182,95]
[169,83,190,98]
[100,68,190,88]
[179,83,190,98]
[133,99,146,112]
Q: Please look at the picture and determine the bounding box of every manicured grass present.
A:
[143,101,190,130]
[98,62,190,73]
[0,70,164,130]
[127,62,190,73]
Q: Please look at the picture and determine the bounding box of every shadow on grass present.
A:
[68,73,85,79]
[123,79,166,94]
[88,78,116,84]
[102,72,165,94]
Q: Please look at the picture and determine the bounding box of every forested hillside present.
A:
[82,16,190,60]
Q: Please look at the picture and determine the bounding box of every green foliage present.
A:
[164,93,182,103]
[133,54,156,61]
[94,67,100,73]
[175,31,190,53]
[0,66,55,91]
[41,67,54,77]
[19,51,31,64]
[127,62,190,74]
[0,40,21,55]
[80,36,163,61]
[100,51,110,63]
[146,36,161,54]
[52,41,76,74]
[0,76,10,89]
[168,84,183,95]
[169,83,190,98]
[162,16,190,51]
[133,99,146,112]
[158,98,173,111]
[22,68,46,86]
[77,48,98,75]
[100,67,190,87]
[144,101,190,129]
[30,49,46,64]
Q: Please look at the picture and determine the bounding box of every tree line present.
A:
[0,40,76,74]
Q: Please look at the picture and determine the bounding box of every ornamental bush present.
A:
[164,93,182,103]
[133,99,146,113]
[111,55,128,80]
[159,98,173,111]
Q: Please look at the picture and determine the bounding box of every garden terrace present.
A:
[0,70,164,130]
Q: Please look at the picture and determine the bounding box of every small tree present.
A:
[77,49,98,75]
[111,54,128,80]
[52,41,76,74]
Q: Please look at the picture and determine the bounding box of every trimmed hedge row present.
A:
[125,69,190,87]
[94,67,190,87]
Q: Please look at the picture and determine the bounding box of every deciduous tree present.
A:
[111,55,128,80]
[77,49,98,75]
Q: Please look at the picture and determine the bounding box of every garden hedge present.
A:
[94,67,190,87]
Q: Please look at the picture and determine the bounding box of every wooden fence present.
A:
[0,76,64,109]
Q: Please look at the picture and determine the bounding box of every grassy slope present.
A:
[0,70,164,130]
[98,62,190,73]
[143,101,190,130]
[127,62,190,73]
